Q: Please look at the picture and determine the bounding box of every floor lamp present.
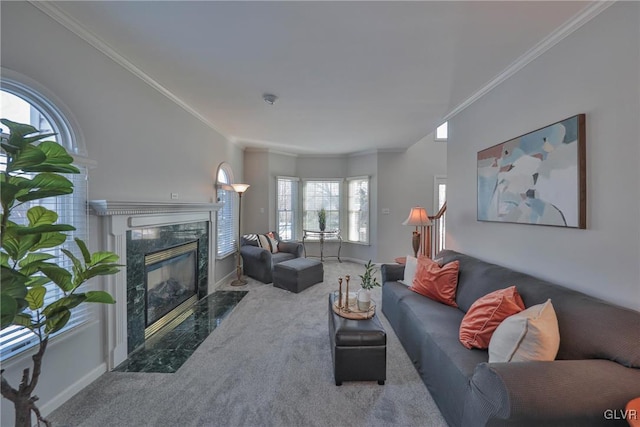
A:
[402,207,432,258]
[230,183,250,286]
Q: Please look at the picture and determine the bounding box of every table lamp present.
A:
[402,207,432,257]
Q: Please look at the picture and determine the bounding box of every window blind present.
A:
[0,166,91,361]
[216,188,236,257]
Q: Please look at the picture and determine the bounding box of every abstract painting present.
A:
[477,114,586,228]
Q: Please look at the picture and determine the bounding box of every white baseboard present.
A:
[213,270,236,290]
[41,363,107,417]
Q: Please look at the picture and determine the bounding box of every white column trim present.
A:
[90,200,221,369]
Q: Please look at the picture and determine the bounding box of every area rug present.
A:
[48,260,447,427]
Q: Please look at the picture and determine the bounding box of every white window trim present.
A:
[302,178,344,238]
[215,162,237,259]
[435,121,448,142]
[433,175,447,252]
[433,175,447,212]
[0,70,93,362]
[1,67,88,157]
[275,176,300,241]
[346,175,370,245]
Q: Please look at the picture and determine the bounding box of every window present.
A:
[434,175,447,252]
[347,177,369,243]
[215,163,236,258]
[0,79,89,361]
[276,176,299,240]
[303,180,341,233]
[435,121,448,141]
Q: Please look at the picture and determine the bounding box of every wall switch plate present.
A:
[382,208,390,215]
[171,193,179,200]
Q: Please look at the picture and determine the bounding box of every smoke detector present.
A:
[262,93,278,105]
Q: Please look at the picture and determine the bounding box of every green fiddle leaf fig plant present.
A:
[0,119,119,427]
[359,260,381,291]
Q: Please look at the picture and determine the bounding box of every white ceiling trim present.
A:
[29,0,613,150]
[29,1,231,142]
[244,147,299,158]
[443,0,615,122]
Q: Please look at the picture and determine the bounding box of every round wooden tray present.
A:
[332,298,376,320]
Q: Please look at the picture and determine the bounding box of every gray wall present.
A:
[1,2,242,423]
[447,2,640,311]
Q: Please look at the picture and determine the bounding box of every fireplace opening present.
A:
[144,241,198,339]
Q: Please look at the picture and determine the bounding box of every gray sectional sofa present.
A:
[381,249,640,427]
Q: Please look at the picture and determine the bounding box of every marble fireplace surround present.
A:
[90,200,221,369]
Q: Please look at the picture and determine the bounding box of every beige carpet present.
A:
[48,260,447,427]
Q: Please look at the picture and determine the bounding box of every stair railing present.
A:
[425,201,446,259]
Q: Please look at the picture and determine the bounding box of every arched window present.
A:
[0,70,90,361]
[215,162,237,258]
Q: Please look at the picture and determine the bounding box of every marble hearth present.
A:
[126,222,208,354]
[90,200,221,369]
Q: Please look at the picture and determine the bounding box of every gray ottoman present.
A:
[328,293,386,386]
[273,258,324,293]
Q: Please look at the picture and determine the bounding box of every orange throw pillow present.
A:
[459,286,525,349]
[410,259,460,307]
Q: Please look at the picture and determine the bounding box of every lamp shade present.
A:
[231,183,250,194]
[402,207,432,226]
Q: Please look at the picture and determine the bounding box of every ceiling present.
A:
[49,1,591,155]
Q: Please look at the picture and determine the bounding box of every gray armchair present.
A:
[240,232,304,283]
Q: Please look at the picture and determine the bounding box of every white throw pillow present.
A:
[488,299,560,363]
[257,233,279,253]
[398,255,417,286]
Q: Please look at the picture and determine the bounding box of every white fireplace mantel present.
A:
[89,200,222,216]
[89,200,221,369]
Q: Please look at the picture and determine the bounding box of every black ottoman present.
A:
[328,293,386,386]
[273,258,324,293]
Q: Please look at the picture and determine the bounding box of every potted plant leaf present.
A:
[357,260,381,311]
[0,119,120,427]
[318,208,327,231]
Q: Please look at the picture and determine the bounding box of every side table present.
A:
[302,229,342,262]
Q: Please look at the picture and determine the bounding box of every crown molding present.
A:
[375,147,407,154]
[29,0,612,150]
[244,147,299,158]
[29,1,231,142]
[349,148,379,158]
[443,0,615,122]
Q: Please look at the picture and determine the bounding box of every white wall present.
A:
[377,133,448,263]
[1,2,242,423]
[242,149,299,235]
[243,150,271,233]
[268,151,298,230]
[447,2,640,311]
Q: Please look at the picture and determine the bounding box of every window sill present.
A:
[345,241,370,246]
[1,318,100,368]
[216,252,235,261]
